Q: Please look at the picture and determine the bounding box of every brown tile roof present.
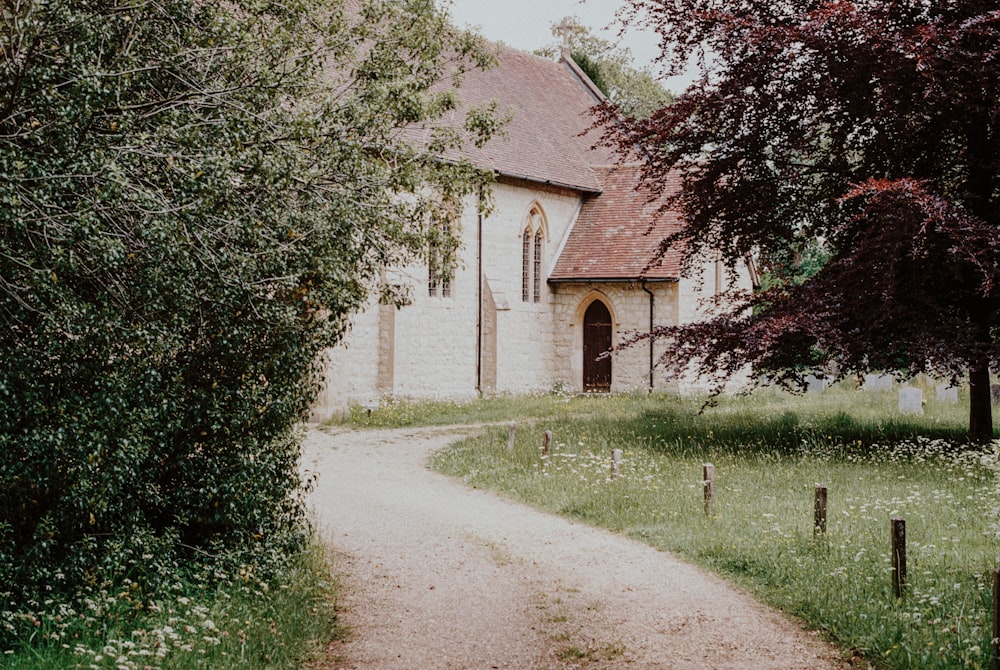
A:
[420,46,617,192]
[549,165,683,282]
[418,44,684,281]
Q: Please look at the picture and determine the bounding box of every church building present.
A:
[312,45,752,418]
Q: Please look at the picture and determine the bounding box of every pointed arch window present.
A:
[522,205,547,304]
[533,229,543,303]
[522,228,531,302]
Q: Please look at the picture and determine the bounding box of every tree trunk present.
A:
[969,358,993,443]
[963,113,995,444]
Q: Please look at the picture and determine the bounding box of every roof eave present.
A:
[547,276,679,284]
[495,169,603,195]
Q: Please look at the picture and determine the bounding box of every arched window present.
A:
[522,228,531,302]
[533,229,542,303]
[521,205,548,304]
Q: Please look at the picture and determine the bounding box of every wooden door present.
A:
[583,300,612,392]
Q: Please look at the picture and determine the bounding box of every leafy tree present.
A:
[601,1,1000,441]
[536,16,673,118]
[0,0,495,624]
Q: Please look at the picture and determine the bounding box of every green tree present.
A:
[536,17,673,118]
[0,0,496,625]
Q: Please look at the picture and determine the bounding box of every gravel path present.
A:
[304,425,847,669]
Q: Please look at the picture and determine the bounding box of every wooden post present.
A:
[506,421,516,451]
[541,430,552,464]
[993,569,1000,670]
[611,450,620,478]
[891,518,906,599]
[703,463,714,515]
[814,485,828,535]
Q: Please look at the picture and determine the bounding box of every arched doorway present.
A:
[583,300,612,392]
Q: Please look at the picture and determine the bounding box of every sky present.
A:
[440,0,696,93]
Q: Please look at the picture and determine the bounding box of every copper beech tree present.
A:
[600,1,1000,441]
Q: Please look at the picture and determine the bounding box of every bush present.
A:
[0,0,496,643]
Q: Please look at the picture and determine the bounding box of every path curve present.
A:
[304,425,847,669]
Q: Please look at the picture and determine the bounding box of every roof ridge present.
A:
[558,53,609,106]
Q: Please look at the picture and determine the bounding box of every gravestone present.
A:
[805,374,829,394]
[864,373,893,391]
[898,387,924,415]
[935,384,959,404]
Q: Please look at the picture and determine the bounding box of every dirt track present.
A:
[304,425,846,669]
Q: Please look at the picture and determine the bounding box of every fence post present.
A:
[611,449,623,478]
[703,463,714,515]
[506,421,516,451]
[891,518,906,599]
[814,485,828,535]
[541,430,552,465]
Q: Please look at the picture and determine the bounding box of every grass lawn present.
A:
[352,384,1000,669]
[0,540,341,670]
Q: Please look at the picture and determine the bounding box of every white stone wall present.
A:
[384,194,481,399]
[480,182,581,393]
[313,297,382,419]
[313,183,586,415]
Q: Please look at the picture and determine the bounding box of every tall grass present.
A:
[430,385,1000,669]
[328,390,670,428]
[1,540,341,670]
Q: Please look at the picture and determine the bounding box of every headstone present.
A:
[992,384,1000,402]
[898,387,924,415]
[805,374,828,394]
[935,384,959,404]
[864,373,893,391]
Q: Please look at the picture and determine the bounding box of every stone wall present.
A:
[312,296,382,420]
[384,192,481,399]
[312,183,584,417]
[550,282,679,393]
[482,182,580,393]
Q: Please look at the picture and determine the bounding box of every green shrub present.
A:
[0,0,495,646]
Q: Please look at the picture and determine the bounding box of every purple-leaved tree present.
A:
[600,1,1000,441]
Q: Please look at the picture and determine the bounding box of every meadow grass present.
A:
[328,389,671,428]
[1,540,341,670]
[428,385,1000,669]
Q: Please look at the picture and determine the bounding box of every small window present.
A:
[429,222,454,299]
[533,229,542,303]
[522,228,531,302]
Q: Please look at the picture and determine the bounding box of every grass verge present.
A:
[428,386,999,669]
[327,390,670,428]
[1,539,341,670]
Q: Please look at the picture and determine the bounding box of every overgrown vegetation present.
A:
[428,387,1000,669]
[1,539,340,669]
[330,390,667,428]
[0,0,497,653]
